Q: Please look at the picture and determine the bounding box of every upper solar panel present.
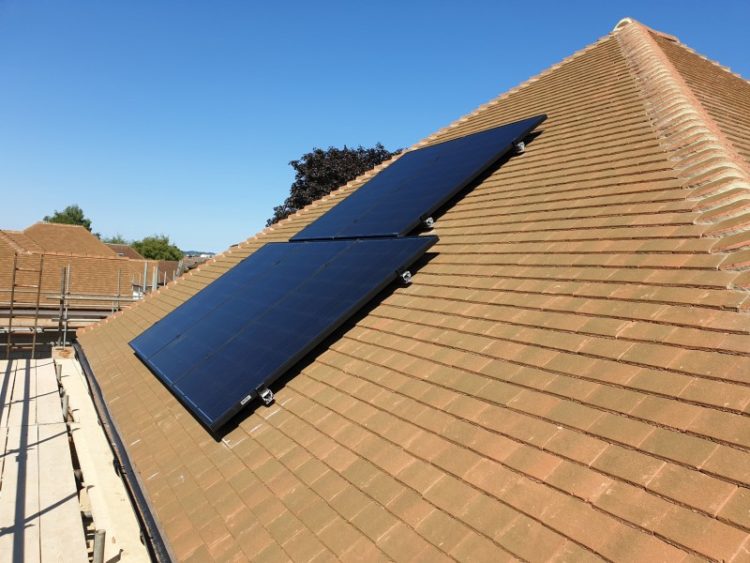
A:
[130,236,437,431]
[290,114,546,242]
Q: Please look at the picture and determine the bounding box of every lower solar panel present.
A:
[130,236,437,431]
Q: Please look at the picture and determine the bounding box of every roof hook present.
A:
[259,388,274,406]
[513,141,526,155]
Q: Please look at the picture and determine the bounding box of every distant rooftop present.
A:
[106,243,146,260]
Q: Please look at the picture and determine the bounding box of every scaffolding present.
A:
[1,252,139,358]
[4,252,44,358]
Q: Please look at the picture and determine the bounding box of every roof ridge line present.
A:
[615,21,750,279]
[32,221,90,229]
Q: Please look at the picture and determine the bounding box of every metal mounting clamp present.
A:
[259,388,274,406]
[423,217,435,229]
[514,141,525,154]
[400,271,413,285]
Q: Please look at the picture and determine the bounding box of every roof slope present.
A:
[107,243,146,260]
[0,230,43,253]
[652,32,750,167]
[0,226,135,306]
[78,20,750,562]
[24,222,117,257]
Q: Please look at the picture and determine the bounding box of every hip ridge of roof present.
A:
[616,21,750,278]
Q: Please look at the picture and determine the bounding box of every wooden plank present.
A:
[37,423,88,562]
[34,362,62,426]
[0,425,11,558]
[0,424,41,563]
[0,360,17,428]
[6,360,35,428]
[0,360,16,559]
[62,358,151,561]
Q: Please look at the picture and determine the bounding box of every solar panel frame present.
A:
[130,236,437,431]
[290,114,547,242]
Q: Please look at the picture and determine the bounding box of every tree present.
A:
[102,233,128,244]
[267,143,400,226]
[132,235,184,261]
[43,204,93,231]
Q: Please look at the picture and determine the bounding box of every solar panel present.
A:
[290,114,546,242]
[130,236,437,431]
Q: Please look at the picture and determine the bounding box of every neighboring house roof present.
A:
[157,260,181,283]
[105,246,181,285]
[0,229,43,253]
[77,20,750,562]
[0,225,134,306]
[107,243,146,260]
[24,222,117,257]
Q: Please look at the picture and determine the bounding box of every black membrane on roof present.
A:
[291,114,546,242]
[130,237,437,431]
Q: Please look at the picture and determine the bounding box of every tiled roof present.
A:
[157,260,181,284]
[107,243,146,260]
[24,222,117,257]
[0,252,134,307]
[0,230,43,253]
[0,227,135,306]
[77,19,750,561]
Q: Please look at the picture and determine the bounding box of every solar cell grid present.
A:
[290,114,546,241]
[130,236,437,431]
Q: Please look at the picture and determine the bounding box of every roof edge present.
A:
[73,342,174,562]
[615,21,750,274]
[30,221,93,230]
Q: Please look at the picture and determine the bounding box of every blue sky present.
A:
[1,1,748,252]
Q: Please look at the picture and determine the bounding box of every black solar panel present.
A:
[290,114,546,241]
[130,236,437,431]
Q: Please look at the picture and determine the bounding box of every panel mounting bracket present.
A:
[259,388,274,406]
[400,271,413,285]
[423,217,435,229]
[514,140,525,154]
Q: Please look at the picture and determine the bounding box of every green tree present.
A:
[102,233,128,244]
[267,143,400,226]
[132,235,184,261]
[43,204,93,231]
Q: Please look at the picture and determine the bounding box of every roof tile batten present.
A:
[77,19,750,562]
[615,20,750,272]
